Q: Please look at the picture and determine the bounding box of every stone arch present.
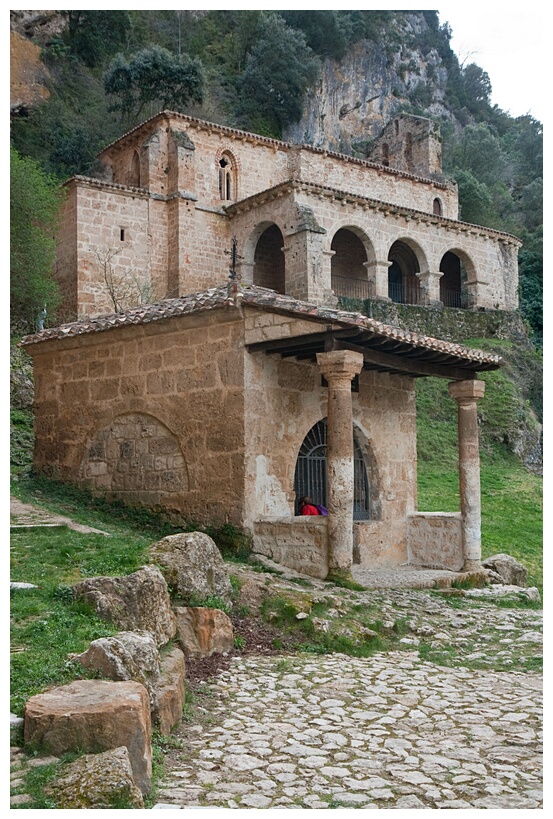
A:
[293,417,378,521]
[330,226,375,301]
[246,221,286,294]
[216,148,239,201]
[80,412,189,504]
[439,248,477,308]
[387,238,427,305]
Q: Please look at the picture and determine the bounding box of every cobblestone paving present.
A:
[157,587,542,810]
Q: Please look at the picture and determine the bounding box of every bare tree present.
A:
[91,246,156,312]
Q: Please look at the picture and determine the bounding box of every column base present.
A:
[462,559,483,572]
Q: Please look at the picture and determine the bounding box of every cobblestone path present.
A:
[158,650,542,809]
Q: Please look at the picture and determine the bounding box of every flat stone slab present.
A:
[10,497,109,535]
[353,566,461,589]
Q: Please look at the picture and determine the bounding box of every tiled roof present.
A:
[20,283,502,369]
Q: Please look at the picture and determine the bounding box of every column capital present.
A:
[448,379,485,404]
[316,350,364,382]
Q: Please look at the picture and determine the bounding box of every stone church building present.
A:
[23,111,519,580]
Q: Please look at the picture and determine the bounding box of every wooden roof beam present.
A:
[327,338,477,381]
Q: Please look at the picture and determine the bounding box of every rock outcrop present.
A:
[72,566,176,645]
[149,532,233,604]
[482,554,528,587]
[44,746,144,809]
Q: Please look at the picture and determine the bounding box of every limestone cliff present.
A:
[284,13,450,155]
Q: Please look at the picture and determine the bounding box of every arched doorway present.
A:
[253,224,285,294]
[439,251,468,308]
[293,419,371,520]
[388,241,420,304]
[330,228,369,300]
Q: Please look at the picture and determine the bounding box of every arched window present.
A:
[218,154,235,201]
[381,142,390,167]
[294,419,370,520]
[433,197,443,216]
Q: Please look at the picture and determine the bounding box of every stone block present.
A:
[24,680,152,795]
[152,646,186,735]
[72,566,176,646]
[72,631,161,708]
[174,607,234,658]
[149,531,233,603]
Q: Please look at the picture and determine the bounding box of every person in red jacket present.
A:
[298,496,321,515]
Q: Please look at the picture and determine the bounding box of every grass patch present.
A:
[418,464,542,592]
[12,474,252,561]
[10,589,117,714]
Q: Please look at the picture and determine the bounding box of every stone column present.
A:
[316,350,364,581]
[448,379,486,571]
[365,260,392,300]
[417,270,443,305]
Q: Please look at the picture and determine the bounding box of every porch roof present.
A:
[20,282,502,378]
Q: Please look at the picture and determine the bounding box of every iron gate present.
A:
[294,419,370,520]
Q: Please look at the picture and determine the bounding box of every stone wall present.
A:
[253,518,328,579]
[27,310,246,525]
[293,147,458,218]
[354,521,409,567]
[406,513,463,571]
[336,299,529,344]
[80,412,188,506]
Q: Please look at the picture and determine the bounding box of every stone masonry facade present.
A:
[24,286,501,574]
[54,110,521,321]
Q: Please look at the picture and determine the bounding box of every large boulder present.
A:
[482,553,528,587]
[152,646,186,735]
[174,606,234,659]
[72,566,176,646]
[72,631,161,708]
[149,532,232,604]
[24,680,152,795]
[44,746,144,809]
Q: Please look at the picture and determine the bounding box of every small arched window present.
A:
[433,198,443,216]
[218,154,235,201]
[382,143,390,167]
